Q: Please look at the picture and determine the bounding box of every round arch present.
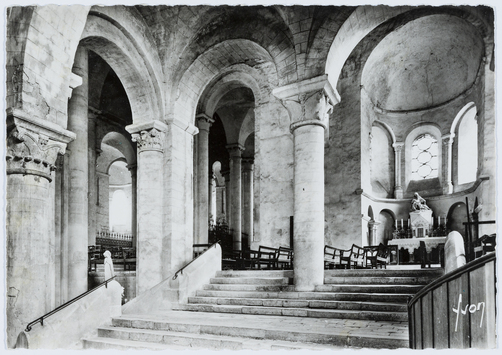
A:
[80,12,164,125]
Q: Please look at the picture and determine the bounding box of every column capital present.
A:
[442,133,455,145]
[196,113,215,132]
[221,169,230,180]
[6,108,76,182]
[126,120,168,153]
[226,143,245,157]
[392,142,405,151]
[242,158,254,171]
[127,163,137,177]
[273,75,338,133]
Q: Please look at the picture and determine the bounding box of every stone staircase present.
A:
[83,268,443,350]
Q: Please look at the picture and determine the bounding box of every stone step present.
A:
[202,283,421,293]
[111,312,409,349]
[187,296,407,312]
[209,277,290,285]
[324,276,432,285]
[202,284,292,292]
[83,336,188,350]
[195,290,413,303]
[324,268,443,278]
[88,325,344,350]
[216,270,293,278]
[177,303,407,321]
[315,284,423,293]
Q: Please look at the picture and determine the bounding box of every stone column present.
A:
[442,134,454,194]
[242,158,254,248]
[215,184,225,223]
[227,144,245,251]
[273,75,338,291]
[392,142,404,199]
[195,114,214,244]
[128,163,138,249]
[5,110,75,347]
[87,112,98,245]
[126,120,168,294]
[67,46,89,298]
[222,170,231,225]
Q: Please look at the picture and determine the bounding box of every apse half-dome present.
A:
[362,14,484,112]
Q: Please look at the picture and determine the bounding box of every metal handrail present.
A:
[173,241,220,280]
[408,252,496,308]
[25,276,117,332]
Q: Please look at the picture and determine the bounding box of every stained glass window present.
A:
[411,134,438,180]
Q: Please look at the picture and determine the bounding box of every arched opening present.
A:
[376,210,395,246]
[108,160,132,234]
[457,105,478,185]
[370,124,394,198]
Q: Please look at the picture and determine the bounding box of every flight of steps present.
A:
[83,268,443,350]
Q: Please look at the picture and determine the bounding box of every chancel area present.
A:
[4,3,497,350]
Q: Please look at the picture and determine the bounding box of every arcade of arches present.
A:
[4,4,495,347]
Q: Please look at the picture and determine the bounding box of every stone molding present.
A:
[126,120,168,153]
[442,133,455,145]
[168,117,199,136]
[272,75,337,133]
[392,142,404,151]
[6,109,76,182]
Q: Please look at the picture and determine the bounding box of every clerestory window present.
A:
[411,134,438,180]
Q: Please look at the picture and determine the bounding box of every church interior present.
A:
[4,3,497,350]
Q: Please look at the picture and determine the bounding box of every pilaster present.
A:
[442,134,454,194]
[392,142,404,199]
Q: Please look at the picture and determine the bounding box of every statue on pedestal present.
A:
[411,192,430,212]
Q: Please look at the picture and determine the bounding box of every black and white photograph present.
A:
[1,0,499,351]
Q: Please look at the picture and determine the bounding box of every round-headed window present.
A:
[411,134,438,180]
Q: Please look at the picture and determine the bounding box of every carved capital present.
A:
[242,158,254,171]
[392,142,404,152]
[6,109,75,182]
[196,113,215,132]
[226,143,245,158]
[442,133,455,146]
[126,120,168,153]
[273,75,337,133]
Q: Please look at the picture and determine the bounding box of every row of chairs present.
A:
[324,243,392,269]
[222,245,294,270]
[472,234,496,259]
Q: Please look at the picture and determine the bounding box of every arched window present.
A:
[411,134,438,180]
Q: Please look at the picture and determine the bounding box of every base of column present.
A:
[394,187,403,199]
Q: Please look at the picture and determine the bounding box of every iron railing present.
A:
[25,276,116,332]
[173,241,220,280]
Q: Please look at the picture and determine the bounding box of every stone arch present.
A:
[80,9,164,125]
[106,156,128,175]
[174,39,278,127]
[98,131,136,166]
[453,103,478,185]
[7,5,90,124]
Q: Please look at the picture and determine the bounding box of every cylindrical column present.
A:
[222,170,231,225]
[442,134,454,194]
[215,185,225,223]
[195,114,214,244]
[5,110,73,347]
[392,142,404,199]
[128,164,138,249]
[242,158,254,249]
[128,121,168,294]
[67,46,89,297]
[291,121,325,291]
[227,144,245,251]
[87,113,98,246]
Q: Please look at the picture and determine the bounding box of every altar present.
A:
[388,237,446,265]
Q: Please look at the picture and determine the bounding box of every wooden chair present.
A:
[364,246,379,269]
[277,246,293,269]
[376,243,391,269]
[347,244,366,269]
[324,245,337,269]
[253,246,278,269]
